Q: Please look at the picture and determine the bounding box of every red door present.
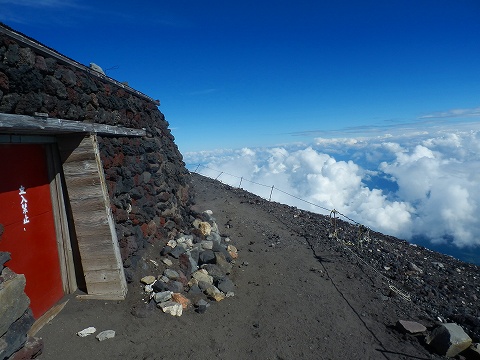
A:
[0,144,64,319]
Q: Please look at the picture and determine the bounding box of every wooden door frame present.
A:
[46,143,77,294]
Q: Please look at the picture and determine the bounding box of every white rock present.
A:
[167,240,177,248]
[77,327,96,337]
[96,330,115,341]
[159,301,183,316]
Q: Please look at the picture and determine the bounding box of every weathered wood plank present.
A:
[80,281,126,297]
[77,240,119,255]
[84,269,124,284]
[0,113,146,136]
[76,293,125,301]
[66,186,105,201]
[81,258,123,272]
[60,134,127,300]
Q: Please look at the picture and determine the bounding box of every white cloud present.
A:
[186,128,480,250]
[418,106,480,119]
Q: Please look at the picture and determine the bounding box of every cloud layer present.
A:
[185,128,480,249]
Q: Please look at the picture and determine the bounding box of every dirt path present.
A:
[37,174,440,359]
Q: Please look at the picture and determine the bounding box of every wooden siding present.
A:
[57,134,127,300]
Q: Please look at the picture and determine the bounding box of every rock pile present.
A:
[133,210,237,316]
[0,252,43,360]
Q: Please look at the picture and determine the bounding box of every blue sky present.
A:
[2,1,480,263]
[1,0,479,151]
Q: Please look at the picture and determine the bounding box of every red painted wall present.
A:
[0,144,64,318]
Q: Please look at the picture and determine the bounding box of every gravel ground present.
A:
[36,173,479,359]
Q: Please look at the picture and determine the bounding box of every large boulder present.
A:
[426,323,472,357]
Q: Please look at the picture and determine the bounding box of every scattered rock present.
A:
[166,281,184,293]
[408,262,423,274]
[96,330,115,342]
[199,249,215,265]
[201,264,226,282]
[163,269,180,280]
[171,293,191,309]
[396,320,427,334]
[215,253,233,275]
[217,278,235,294]
[192,269,213,284]
[426,323,472,357]
[198,222,212,236]
[162,258,173,266]
[227,244,238,259]
[158,301,183,316]
[153,291,173,304]
[140,276,156,285]
[152,281,168,293]
[201,240,214,250]
[204,285,225,302]
[76,327,96,337]
[170,245,186,259]
[194,299,210,314]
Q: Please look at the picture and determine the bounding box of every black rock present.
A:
[199,250,215,265]
[166,281,183,293]
[160,246,172,256]
[170,246,186,259]
[152,281,168,293]
[217,278,235,294]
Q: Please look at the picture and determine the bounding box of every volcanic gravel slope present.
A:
[37,173,479,360]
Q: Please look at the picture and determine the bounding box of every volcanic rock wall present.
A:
[0,28,192,273]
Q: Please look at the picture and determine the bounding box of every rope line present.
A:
[189,163,412,302]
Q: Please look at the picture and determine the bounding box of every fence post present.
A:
[239,177,243,188]
[269,185,274,201]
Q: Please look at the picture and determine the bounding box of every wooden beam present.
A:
[0,113,146,137]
